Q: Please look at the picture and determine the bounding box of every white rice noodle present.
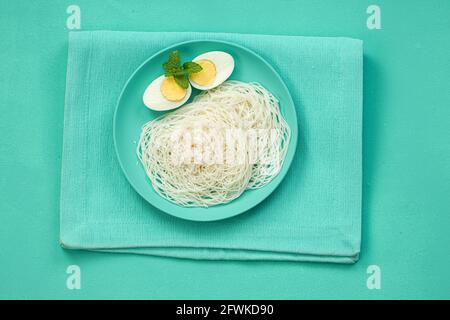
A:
[137,81,291,207]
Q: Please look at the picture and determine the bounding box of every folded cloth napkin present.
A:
[60,31,362,263]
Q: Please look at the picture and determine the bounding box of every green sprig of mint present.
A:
[162,51,202,89]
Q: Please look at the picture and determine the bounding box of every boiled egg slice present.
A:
[143,75,192,111]
[189,51,234,90]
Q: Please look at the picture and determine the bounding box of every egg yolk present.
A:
[160,76,187,101]
[189,60,216,86]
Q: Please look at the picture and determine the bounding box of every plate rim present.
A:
[113,39,298,222]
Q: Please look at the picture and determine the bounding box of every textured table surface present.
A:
[0,0,449,299]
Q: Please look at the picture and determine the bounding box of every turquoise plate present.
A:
[114,40,298,221]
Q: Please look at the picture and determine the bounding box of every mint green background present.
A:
[0,0,449,299]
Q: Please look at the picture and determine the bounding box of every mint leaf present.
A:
[183,61,203,74]
[162,51,201,90]
[163,51,182,76]
[174,74,189,89]
[172,69,189,76]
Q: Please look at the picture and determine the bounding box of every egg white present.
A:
[189,51,235,90]
[143,75,192,111]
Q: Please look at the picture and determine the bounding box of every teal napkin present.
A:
[60,31,362,263]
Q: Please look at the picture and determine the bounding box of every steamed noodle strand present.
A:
[137,81,290,207]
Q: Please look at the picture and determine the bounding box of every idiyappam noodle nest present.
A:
[137,81,290,207]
